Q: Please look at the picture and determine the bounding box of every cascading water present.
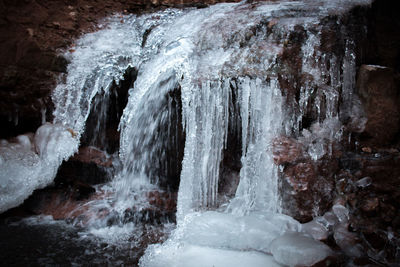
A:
[0,0,374,266]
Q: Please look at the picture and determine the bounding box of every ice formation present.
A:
[0,0,374,265]
[0,123,77,213]
[140,244,281,267]
[270,232,333,266]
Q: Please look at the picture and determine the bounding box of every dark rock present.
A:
[285,162,316,192]
[362,232,386,251]
[356,64,400,145]
[360,197,379,213]
[334,224,364,258]
[55,146,112,186]
[339,152,362,174]
[310,256,339,267]
[80,66,137,154]
[71,146,113,168]
[336,150,400,265]
[272,136,305,165]
[72,180,96,200]
[364,0,400,72]
[219,79,242,199]
[352,257,376,266]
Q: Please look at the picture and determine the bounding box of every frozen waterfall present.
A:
[0,0,374,266]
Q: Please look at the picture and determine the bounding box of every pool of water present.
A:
[0,216,173,266]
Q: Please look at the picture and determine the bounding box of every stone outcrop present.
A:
[55,146,113,186]
[273,136,339,223]
[357,64,400,145]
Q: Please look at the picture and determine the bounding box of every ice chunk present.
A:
[332,204,349,223]
[0,142,41,213]
[179,211,301,253]
[300,118,344,161]
[140,211,303,266]
[320,211,339,227]
[302,219,329,240]
[140,243,281,267]
[333,224,363,258]
[270,232,333,267]
[355,177,372,188]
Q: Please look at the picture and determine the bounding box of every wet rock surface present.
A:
[357,64,400,145]
[268,1,400,265]
[55,146,113,186]
[274,136,339,223]
[80,66,137,154]
[1,186,177,228]
[275,138,400,265]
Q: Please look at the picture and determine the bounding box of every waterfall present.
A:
[0,0,373,265]
[228,77,283,215]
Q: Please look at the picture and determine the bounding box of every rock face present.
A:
[357,64,400,145]
[273,136,338,222]
[268,2,400,265]
[55,146,113,186]
[80,66,137,154]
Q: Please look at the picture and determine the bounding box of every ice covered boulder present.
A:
[140,243,281,267]
[0,123,78,213]
[301,219,329,241]
[270,232,333,267]
[34,123,77,162]
[179,211,301,253]
[332,204,349,224]
[0,138,41,213]
[140,211,306,267]
[333,224,364,258]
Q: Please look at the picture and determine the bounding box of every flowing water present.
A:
[0,0,373,266]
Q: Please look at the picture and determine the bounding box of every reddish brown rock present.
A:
[284,162,315,192]
[54,146,113,186]
[71,146,112,168]
[147,191,177,213]
[356,64,400,145]
[361,146,372,153]
[280,157,337,222]
[0,182,98,221]
[272,136,305,165]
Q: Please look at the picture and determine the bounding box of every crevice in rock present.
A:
[218,78,242,201]
[80,66,137,154]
